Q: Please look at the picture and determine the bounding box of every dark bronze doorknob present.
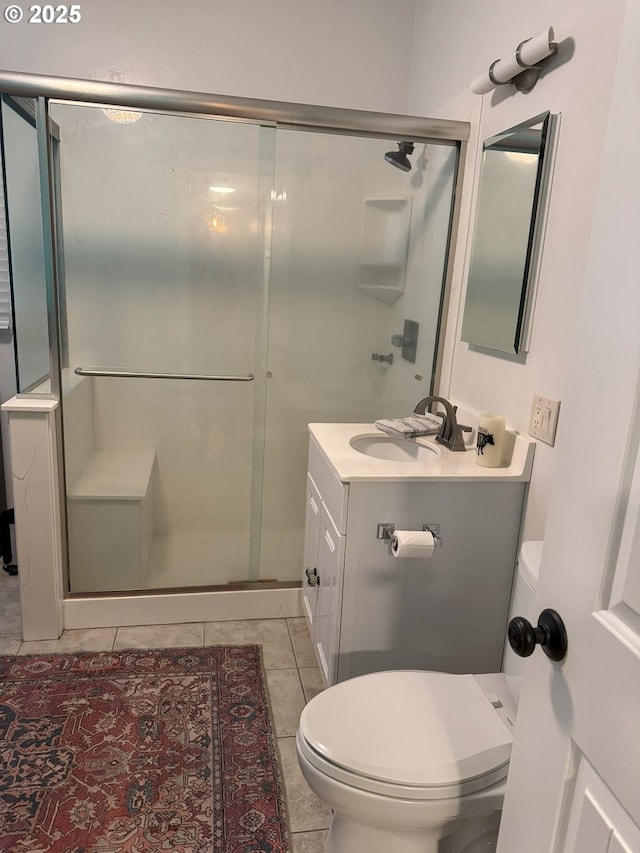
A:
[508,609,567,662]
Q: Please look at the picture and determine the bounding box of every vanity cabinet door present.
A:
[301,474,322,631]
[314,505,345,687]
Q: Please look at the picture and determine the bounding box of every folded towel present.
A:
[374,413,443,438]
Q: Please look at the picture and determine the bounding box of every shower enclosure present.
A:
[0,73,468,611]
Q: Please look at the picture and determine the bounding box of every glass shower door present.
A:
[49,102,272,593]
[260,128,459,581]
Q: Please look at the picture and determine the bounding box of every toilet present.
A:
[296,541,542,853]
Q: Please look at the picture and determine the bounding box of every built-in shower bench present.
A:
[68,450,155,500]
[67,449,156,592]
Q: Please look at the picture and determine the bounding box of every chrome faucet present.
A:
[413,395,472,452]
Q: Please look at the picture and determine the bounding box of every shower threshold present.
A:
[69,531,289,593]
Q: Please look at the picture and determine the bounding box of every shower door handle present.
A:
[75,367,255,382]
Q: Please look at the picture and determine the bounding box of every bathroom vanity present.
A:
[302,423,535,686]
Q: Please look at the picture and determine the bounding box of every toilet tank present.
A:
[502,540,543,704]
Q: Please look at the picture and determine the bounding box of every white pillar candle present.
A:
[475,414,506,468]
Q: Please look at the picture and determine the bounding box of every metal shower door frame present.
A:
[0,70,470,142]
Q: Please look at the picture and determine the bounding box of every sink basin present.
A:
[349,434,438,462]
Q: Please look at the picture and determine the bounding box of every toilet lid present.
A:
[299,671,513,790]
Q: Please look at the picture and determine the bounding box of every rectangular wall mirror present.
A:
[461,111,556,354]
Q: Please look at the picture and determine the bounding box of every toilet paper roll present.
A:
[391,530,435,560]
[475,413,506,468]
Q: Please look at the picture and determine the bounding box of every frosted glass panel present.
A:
[52,105,262,376]
[259,130,458,580]
[51,102,266,593]
[1,97,50,391]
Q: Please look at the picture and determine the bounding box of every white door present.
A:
[498,2,640,850]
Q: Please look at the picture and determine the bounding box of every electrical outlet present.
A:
[529,394,561,446]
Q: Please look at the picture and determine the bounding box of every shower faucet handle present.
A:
[391,320,419,363]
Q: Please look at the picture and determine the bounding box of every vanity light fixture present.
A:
[471,27,557,95]
[209,186,235,194]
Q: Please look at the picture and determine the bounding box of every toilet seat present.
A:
[298,671,513,801]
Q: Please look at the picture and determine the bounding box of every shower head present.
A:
[384,141,415,172]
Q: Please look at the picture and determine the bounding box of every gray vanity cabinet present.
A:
[302,433,528,687]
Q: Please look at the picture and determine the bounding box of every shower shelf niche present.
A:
[358,196,412,303]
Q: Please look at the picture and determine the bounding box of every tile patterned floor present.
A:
[0,569,329,852]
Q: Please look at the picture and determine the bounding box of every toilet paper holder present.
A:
[376,522,442,547]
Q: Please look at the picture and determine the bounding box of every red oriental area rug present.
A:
[0,645,291,852]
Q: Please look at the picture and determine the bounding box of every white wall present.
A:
[0,0,416,113]
[408,0,627,540]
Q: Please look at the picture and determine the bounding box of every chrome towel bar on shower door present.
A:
[74,367,255,382]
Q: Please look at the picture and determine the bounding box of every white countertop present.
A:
[309,423,536,483]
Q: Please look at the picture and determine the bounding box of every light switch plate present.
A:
[529,394,561,446]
